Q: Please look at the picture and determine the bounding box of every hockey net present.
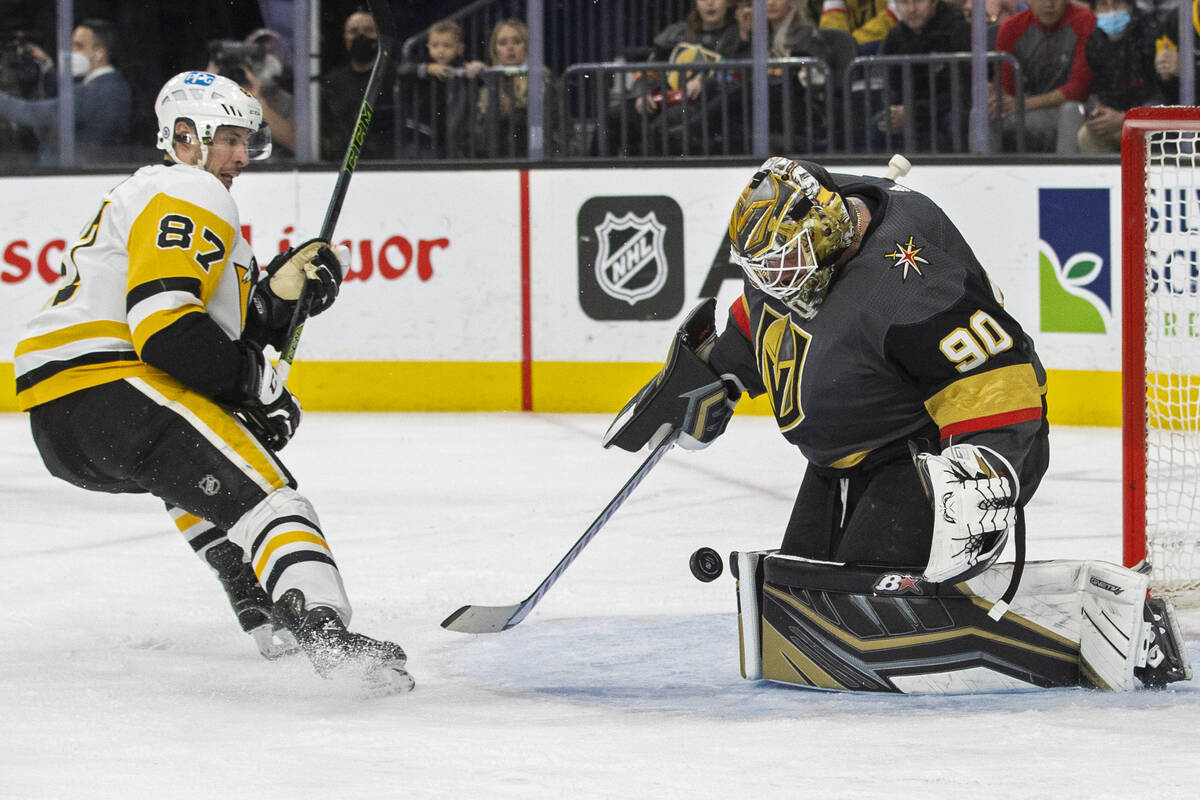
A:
[1122,106,1200,606]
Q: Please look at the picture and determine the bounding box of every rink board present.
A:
[0,164,1129,423]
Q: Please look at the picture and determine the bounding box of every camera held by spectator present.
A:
[0,29,52,99]
[207,39,267,88]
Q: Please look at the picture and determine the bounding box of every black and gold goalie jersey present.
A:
[14,164,256,410]
[711,174,1047,493]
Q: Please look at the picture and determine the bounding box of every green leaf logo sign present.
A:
[1038,246,1108,333]
[1037,188,1112,334]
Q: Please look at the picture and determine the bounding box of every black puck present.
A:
[689,547,723,582]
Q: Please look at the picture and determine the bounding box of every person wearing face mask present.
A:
[319,8,397,161]
[0,18,132,165]
[1077,0,1176,152]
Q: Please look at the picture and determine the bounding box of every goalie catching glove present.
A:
[604,298,743,452]
[233,342,302,451]
[912,443,1019,584]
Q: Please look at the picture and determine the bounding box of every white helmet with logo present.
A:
[155,70,272,164]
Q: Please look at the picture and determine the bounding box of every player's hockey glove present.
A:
[234,342,302,451]
[264,238,348,317]
[604,298,743,452]
[911,443,1019,583]
[244,241,349,352]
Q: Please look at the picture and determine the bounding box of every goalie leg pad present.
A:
[753,555,1081,692]
[732,550,769,680]
[1076,561,1149,691]
[744,556,1178,693]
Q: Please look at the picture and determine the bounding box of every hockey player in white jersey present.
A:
[13,71,413,694]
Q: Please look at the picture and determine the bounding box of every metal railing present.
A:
[841,52,1027,154]
[393,65,562,160]
[563,58,836,159]
[399,0,691,74]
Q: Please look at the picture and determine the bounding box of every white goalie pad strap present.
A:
[918,444,1019,583]
[964,560,1150,691]
[737,551,764,680]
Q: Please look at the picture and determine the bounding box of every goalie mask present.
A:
[728,157,855,319]
[155,71,272,166]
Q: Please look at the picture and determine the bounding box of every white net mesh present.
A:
[1143,127,1200,605]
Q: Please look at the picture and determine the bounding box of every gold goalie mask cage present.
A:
[728,157,855,319]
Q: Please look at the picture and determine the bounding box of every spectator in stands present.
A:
[819,0,898,51]
[607,0,743,155]
[0,18,132,164]
[736,0,837,150]
[475,19,559,157]
[241,29,296,158]
[320,8,397,161]
[397,19,484,157]
[993,0,1095,153]
[875,0,971,150]
[1151,13,1197,100]
[739,0,831,56]
[208,28,296,159]
[1077,0,1174,152]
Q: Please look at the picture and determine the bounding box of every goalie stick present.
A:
[441,431,679,634]
[275,0,395,382]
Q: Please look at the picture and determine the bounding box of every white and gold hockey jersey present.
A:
[14,164,256,410]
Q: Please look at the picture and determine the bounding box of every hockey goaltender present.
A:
[606,156,1191,693]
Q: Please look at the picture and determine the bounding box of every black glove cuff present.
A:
[243,284,294,352]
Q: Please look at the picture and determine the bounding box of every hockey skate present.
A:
[206,541,299,660]
[273,589,415,694]
[1136,597,1193,688]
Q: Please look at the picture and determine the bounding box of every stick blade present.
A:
[440,603,523,634]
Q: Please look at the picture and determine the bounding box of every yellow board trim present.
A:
[0,363,1126,423]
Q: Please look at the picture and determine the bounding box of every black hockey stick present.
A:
[441,431,679,634]
[275,0,395,382]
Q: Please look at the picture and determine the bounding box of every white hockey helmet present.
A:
[155,70,271,163]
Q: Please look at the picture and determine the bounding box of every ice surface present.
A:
[2,412,1198,798]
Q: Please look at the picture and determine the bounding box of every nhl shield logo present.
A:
[578,196,683,321]
[594,211,669,306]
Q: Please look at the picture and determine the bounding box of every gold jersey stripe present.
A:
[828,450,869,469]
[14,319,133,358]
[16,362,158,411]
[253,530,332,581]
[923,363,1044,430]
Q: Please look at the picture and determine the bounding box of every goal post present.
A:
[1121,105,1200,605]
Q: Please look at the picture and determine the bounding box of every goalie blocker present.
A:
[731,551,1191,693]
[604,298,743,452]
